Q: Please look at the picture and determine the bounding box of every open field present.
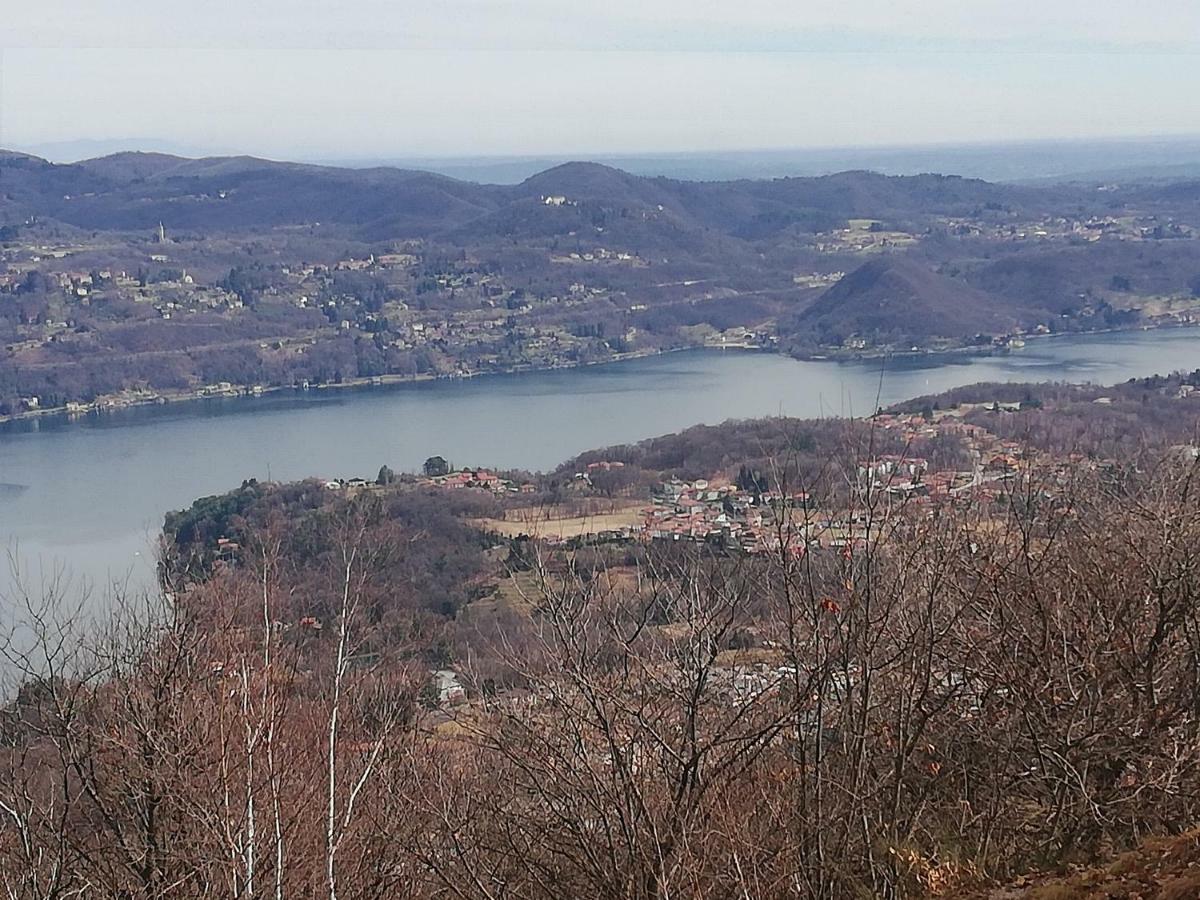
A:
[1121,293,1200,319]
[470,502,645,539]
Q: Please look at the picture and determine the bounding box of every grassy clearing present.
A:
[470,502,646,540]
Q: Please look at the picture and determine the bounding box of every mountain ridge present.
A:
[0,147,1059,241]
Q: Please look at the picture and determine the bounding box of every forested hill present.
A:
[0,149,1107,241]
[788,256,1025,343]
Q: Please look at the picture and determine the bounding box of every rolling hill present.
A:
[790,257,1023,344]
[1,149,1079,243]
[5,147,1198,352]
[1,151,505,235]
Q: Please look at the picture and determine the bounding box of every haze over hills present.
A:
[1,150,508,236]
[21,135,1200,184]
[342,135,1200,184]
[0,147,1119,245]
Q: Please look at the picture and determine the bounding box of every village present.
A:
[355,396,1127,568]
[408,395,1148,713]
[0,224,712,419]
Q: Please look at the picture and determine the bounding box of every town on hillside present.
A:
[5,153,1200,421]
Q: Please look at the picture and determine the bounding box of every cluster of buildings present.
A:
[943,213,1195,245]
[864,408,1026,503]
[422,468,537,495]
[635,403,1055,555]
[864,402,1134,507]
[640,479,817,555]
[554,247,643,266]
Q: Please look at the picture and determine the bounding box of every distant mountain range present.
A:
[1,148,1071,241]
[4,147,1200,348]
[20,135,1200,184]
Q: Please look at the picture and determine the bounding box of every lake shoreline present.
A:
[788,321,1200,365]
[0,344,708,431]
[7,327,1200,594]
[3,321,1198,435]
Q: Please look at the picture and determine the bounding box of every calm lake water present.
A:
[2,328,1199,595]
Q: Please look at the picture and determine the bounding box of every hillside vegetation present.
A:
[790,256,1023,344]
[3,377,1200,896]
[2,152,1056,239]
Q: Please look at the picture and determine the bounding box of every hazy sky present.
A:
[2,0,1198,160]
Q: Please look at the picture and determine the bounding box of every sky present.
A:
[1,0,1198,161]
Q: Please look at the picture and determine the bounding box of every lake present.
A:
[2,328,1199,596]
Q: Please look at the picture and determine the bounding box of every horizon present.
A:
[12,130,1200,163]
[3,2,1199,160]
[10,132,1200,186]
